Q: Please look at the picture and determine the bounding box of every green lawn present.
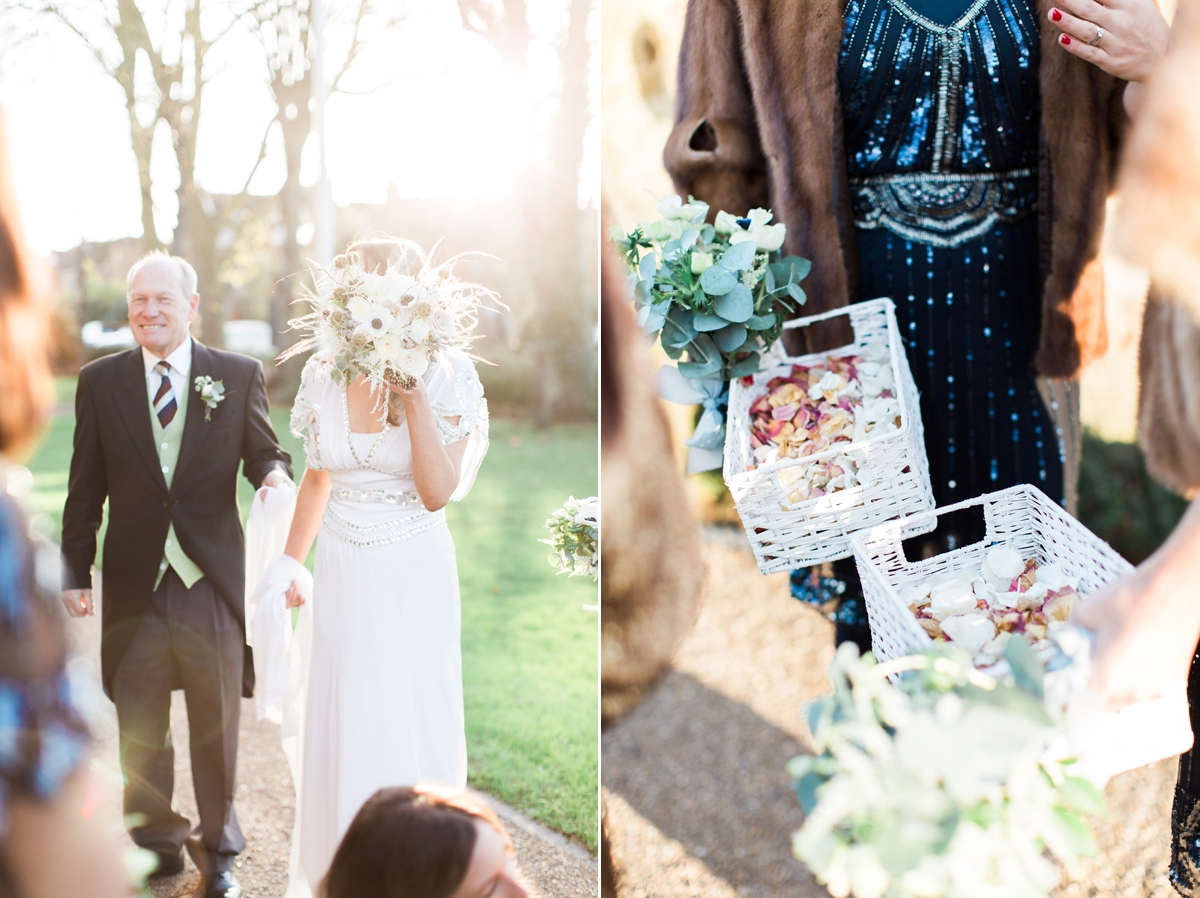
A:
[27,378,599,850]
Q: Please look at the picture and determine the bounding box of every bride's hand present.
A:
[384,373,428,402]
[1048,0,1169,83]
[285,580,305,609]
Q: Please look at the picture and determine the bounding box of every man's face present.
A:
[127,260,198,357]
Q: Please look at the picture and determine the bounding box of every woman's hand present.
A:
[285,580,305,609]
[1071,498,1200,709]
[384,372,429,404]
[1048,0,1169,83]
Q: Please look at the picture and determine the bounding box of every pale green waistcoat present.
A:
[149,376,204,590]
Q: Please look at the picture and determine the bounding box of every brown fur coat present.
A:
[664,0,1128,377]
[1114,0,1200,498]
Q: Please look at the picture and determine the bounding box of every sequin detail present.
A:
[851,168,1035,247]
[321,506,445,548]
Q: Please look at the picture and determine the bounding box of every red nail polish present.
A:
[1050,8,1063,20]
[1060,33,1071,44]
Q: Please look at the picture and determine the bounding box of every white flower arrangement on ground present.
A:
[904,547,1083,673]
[541,496,598,580]
[790,643,1106,898]
[281,240,502,398]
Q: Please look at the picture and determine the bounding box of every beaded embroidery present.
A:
[329,487,425,507]
[321,505,445,548]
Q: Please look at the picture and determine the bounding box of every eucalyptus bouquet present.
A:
[614,195,811,382]
[790,643,1106,898]
[541,496,599,580]
[281,242,500,396]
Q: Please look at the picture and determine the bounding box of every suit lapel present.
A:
[112,348,168,492]
[174,339,213,487]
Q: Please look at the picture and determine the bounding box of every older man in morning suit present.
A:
[60,252,292,898]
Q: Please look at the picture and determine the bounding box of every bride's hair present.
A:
[344,235,424,427]
[320,785,515,898]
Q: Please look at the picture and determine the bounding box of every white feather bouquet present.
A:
[281,240,502,393]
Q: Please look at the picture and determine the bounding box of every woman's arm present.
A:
[389,378,467,512]
[1072,496,1200,708]
[281,467,330,609]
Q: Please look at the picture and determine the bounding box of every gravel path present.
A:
[602,530,1180,898]
[68,595,596,898]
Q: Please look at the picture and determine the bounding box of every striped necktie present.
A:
[153,361,177,430]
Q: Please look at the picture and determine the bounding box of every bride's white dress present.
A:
[282,351,488,896]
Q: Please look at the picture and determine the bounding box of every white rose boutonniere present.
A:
[194,375,226,422]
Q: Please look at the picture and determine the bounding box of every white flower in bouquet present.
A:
[728,207,788,252]
[540,496,599,581]
[281,239,503,404]
[361,304,394,339]
[655,193,710,222]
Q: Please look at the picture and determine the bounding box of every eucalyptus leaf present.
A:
[638,251,658,282]
[1053,807,1098,858]
[764,266,776,294]
[700,265,737,296]
[660,309,697,347]
[678,357,723,379]
[793,771,824,815]
[728,352,761,378]
[719,239,757,272]
[776,255,812,281]
[690,332,719,359]
[787,282,808,305]
[713,283,754,322]
[662,342,684,360]
[713,323,749,353]
[1004,637,1044,700]
[1057,777,1108,816]
[745,312,777,330]
[692,312,731,332]
[699,225,716,243]
[640,307,666,333]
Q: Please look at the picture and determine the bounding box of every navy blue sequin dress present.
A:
[791,0,1065,642]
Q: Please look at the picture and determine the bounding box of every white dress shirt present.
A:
[142,338,193,412]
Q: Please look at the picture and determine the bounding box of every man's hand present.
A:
[61,589,93,618]
[262,467,292,490]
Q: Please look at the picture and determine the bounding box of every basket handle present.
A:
[780,296,896,330]
[856,484,1036,565]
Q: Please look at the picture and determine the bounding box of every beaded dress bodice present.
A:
[839,0,1041,246]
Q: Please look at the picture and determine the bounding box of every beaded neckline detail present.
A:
[341,383,391,468]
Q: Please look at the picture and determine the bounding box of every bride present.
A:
[262,238,490,896]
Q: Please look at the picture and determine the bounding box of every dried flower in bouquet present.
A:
[541,496,599,580]
[281,240,503,408]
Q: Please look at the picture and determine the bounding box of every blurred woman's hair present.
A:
[321,784,511,898]
[346,236,425,277]
[0,112,52,460]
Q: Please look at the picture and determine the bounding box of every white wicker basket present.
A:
[723,297,934,574]
[849,483,1134,665]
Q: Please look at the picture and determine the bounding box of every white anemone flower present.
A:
[655,193,709,223]
[362,304,394,339]
[728,207,788,252]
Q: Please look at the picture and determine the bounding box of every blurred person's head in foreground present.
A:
[322,784,530,898]
[0,114,52,462]
[125,250,199,358]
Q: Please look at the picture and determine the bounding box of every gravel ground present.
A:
[68,598,596,898]
[602,530,1180,898]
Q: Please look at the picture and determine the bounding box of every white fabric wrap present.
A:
[440,351,489,501]
[1044,624,1193,785]
[245,483,313,792]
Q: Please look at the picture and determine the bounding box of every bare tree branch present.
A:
[238,117,276,195]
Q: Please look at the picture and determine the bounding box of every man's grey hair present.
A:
[126,250,198,300]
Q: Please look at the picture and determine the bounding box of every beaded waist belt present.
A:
[329,486,424,507]
[849,168,1036,249]
[321,505,445,548]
